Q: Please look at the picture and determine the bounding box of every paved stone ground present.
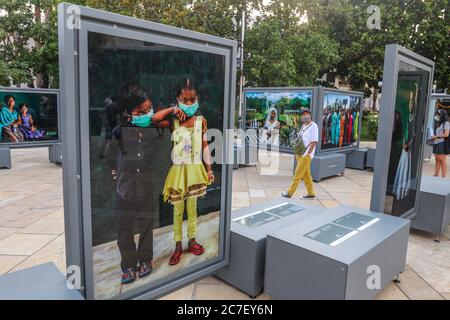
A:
[0,146,449,300]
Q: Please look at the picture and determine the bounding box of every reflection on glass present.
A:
[321,93,361,151]
[0,91,58,144]
[332,212,375,230]
[234,211,280,228]
[88,32,225,299]
[384,61,430,217]
[304,223,355,246]
[264,203,305,217]
[244,91,312,148]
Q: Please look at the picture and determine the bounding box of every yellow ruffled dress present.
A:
[163,116,210,204]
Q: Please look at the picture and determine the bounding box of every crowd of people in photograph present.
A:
[321,105,360,150]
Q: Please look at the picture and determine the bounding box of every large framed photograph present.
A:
[58,3,236,299]
[243,87,316,152]
[0,88,60,147]
[315,88,363,154]
[371,44,434,218]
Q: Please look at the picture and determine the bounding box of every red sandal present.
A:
[188,242,205,256]
[169,250,182,266]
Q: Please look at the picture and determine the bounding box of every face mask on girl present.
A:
[302,115,312,123]
[178,101,199,117]
[131,108,154,128]
[434,115,440,122]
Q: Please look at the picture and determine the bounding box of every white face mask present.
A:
[302,115,312,123]
[434,115,440,122]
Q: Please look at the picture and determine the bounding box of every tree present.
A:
[288,29,340,86]
[305,0,449,92]
[243,16,340,87]
[0,0,72,88]
[244,20,297,87]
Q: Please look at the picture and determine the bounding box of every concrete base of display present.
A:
[258,149,294,177]
[233,145,240,169]
[264,205,410,300]
[48,143,63,165]
[234,142,258,169]
[423,144,433,160]
[307,153,346,182]
[345,148,368,170]
[366,148,376,169]
[216,198,326,297]
[411,176,450,239]
[0,148,11,169]
[0,263,85,300]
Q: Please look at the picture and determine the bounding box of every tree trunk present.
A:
[372,88,378,112]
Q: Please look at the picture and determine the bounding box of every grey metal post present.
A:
[238,9,246,118]
[0,148,11,169]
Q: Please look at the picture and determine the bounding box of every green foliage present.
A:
[244,20,341,87]
[0,0,64,87]
[361,111,379,141]
[288,29,341,86]
[244,20,297,87]
[0,0,448,91]
[304,0,449,91]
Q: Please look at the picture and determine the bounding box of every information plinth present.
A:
[411,176,450,238]
[264,205,410,300]
[216,198,326,297]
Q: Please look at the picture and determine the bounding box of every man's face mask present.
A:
[302,114,312,123]
[131,108,154,128]
[179,101,199,117]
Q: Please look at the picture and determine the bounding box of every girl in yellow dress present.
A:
[152,78,214,265]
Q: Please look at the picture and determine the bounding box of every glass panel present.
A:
[0,91,58,145]
[321,92,361,151]
[233,211,280,228]
[304,223,355,246]
[264,203,305,217]
[425,98,437,140]
[244,90,312,148]
[87,32,225,299]
[332,212,376,230]
[384,60,430,216]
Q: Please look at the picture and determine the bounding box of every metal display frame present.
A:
[58,2,236,300]
[370,44,435,219]
[0,87,61,148]
[242,87,319,154]
[427,93,450,131]
[315,87,364,155]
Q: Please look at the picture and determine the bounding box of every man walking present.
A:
[281,108,318,199]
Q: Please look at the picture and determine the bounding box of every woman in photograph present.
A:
[262,108,280,145]
[0,95,24,143]
[18,103,44,140]
[432,109,450,178]
[152,78,214,266]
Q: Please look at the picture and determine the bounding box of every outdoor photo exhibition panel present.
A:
[315,88,363,154]
[243,87,317,152]
[58,3,236,299]
[0,87,60,147]
[426,94,450,142]
[371,45,434,219]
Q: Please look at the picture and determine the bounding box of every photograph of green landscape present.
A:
[244,90,312,148]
